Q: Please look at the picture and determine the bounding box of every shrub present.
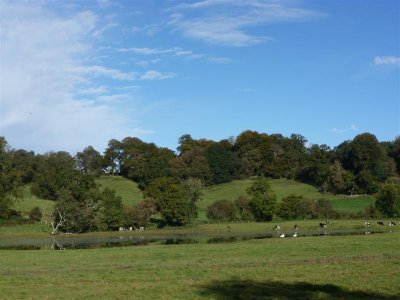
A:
[234,196,253,221]
[207,200,237,221]
[29,206,42,223]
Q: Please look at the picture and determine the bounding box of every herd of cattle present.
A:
[271,220,397,238]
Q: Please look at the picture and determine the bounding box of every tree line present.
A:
[0,131,399,232]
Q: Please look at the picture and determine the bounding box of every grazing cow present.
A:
[364,222,371,227]
[119,226,124,231]
[280,233,285,238]
[389,221,396,226]
[319,223,327,229]
[377,221,384,226]
[274,225,281,230]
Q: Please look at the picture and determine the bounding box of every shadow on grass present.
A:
[200,279,399,300]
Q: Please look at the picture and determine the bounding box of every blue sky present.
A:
[1,0,399,154]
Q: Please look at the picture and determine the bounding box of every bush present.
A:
[314,198,338,218]
[207,200,237,221]
[29,206,42,223]
[277,195,314,220]
[234,196,253,221]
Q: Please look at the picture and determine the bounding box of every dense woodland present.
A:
[1,131,399,232]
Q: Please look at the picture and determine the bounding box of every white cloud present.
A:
[373,56,400,66]
[170,1,326,47]
[330,124,359,134]
[139,71,176,80]
[0,2,148,153]
[119,47,179,55]
[119,46,231,64]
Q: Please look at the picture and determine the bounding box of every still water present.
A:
[0,228,386,250]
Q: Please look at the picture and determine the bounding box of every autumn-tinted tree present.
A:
[234,196,253,221]
[206,200,237,221]
[246,178,277,221]
[124,198,157,227]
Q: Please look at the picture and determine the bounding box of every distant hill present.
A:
[13,176,375,220]
[96,175,144,205]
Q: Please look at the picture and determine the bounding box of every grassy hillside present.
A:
[11,177,375,221]
[198,179,376,219]
[12,185,55,218]
[96,175,144,206]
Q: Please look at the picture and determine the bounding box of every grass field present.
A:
[0,230,399,299]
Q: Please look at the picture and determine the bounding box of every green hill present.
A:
[96,175,144,206]
[198,179,376,220]
[12,177,375,221]
[12,185,55,218]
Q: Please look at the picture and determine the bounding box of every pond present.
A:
[0,228,389,250]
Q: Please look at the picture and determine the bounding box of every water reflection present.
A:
[0,229,389,250]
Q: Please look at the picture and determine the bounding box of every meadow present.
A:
[0,230,399,299]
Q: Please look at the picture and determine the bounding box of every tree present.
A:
[336,133,391,193]
[31,151,76,200]
[75,146,103,176]
[234,196,253,221]
[206,200,237,221]
[375,177,400,218]
[99,188,123,230]
[246,178,277,221]
[0,137,22,219]
[277,195,310,220]
[205,143,238,184]
[124,198,157,227]
[144,177,196,226]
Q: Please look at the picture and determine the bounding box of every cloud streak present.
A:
[373,56,400,66]
[170,0,326,47]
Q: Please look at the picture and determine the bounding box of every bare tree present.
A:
[51,209,64,235]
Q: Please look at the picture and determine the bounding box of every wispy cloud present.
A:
[139,70,176,80]
[235,88,255,92]
[170,0,326,47]
[373,56,400,66]
[0,2,149,153]
[119,46,231,64]
[330,124,359,134]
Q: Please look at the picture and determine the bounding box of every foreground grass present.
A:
[0,232,399,299]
